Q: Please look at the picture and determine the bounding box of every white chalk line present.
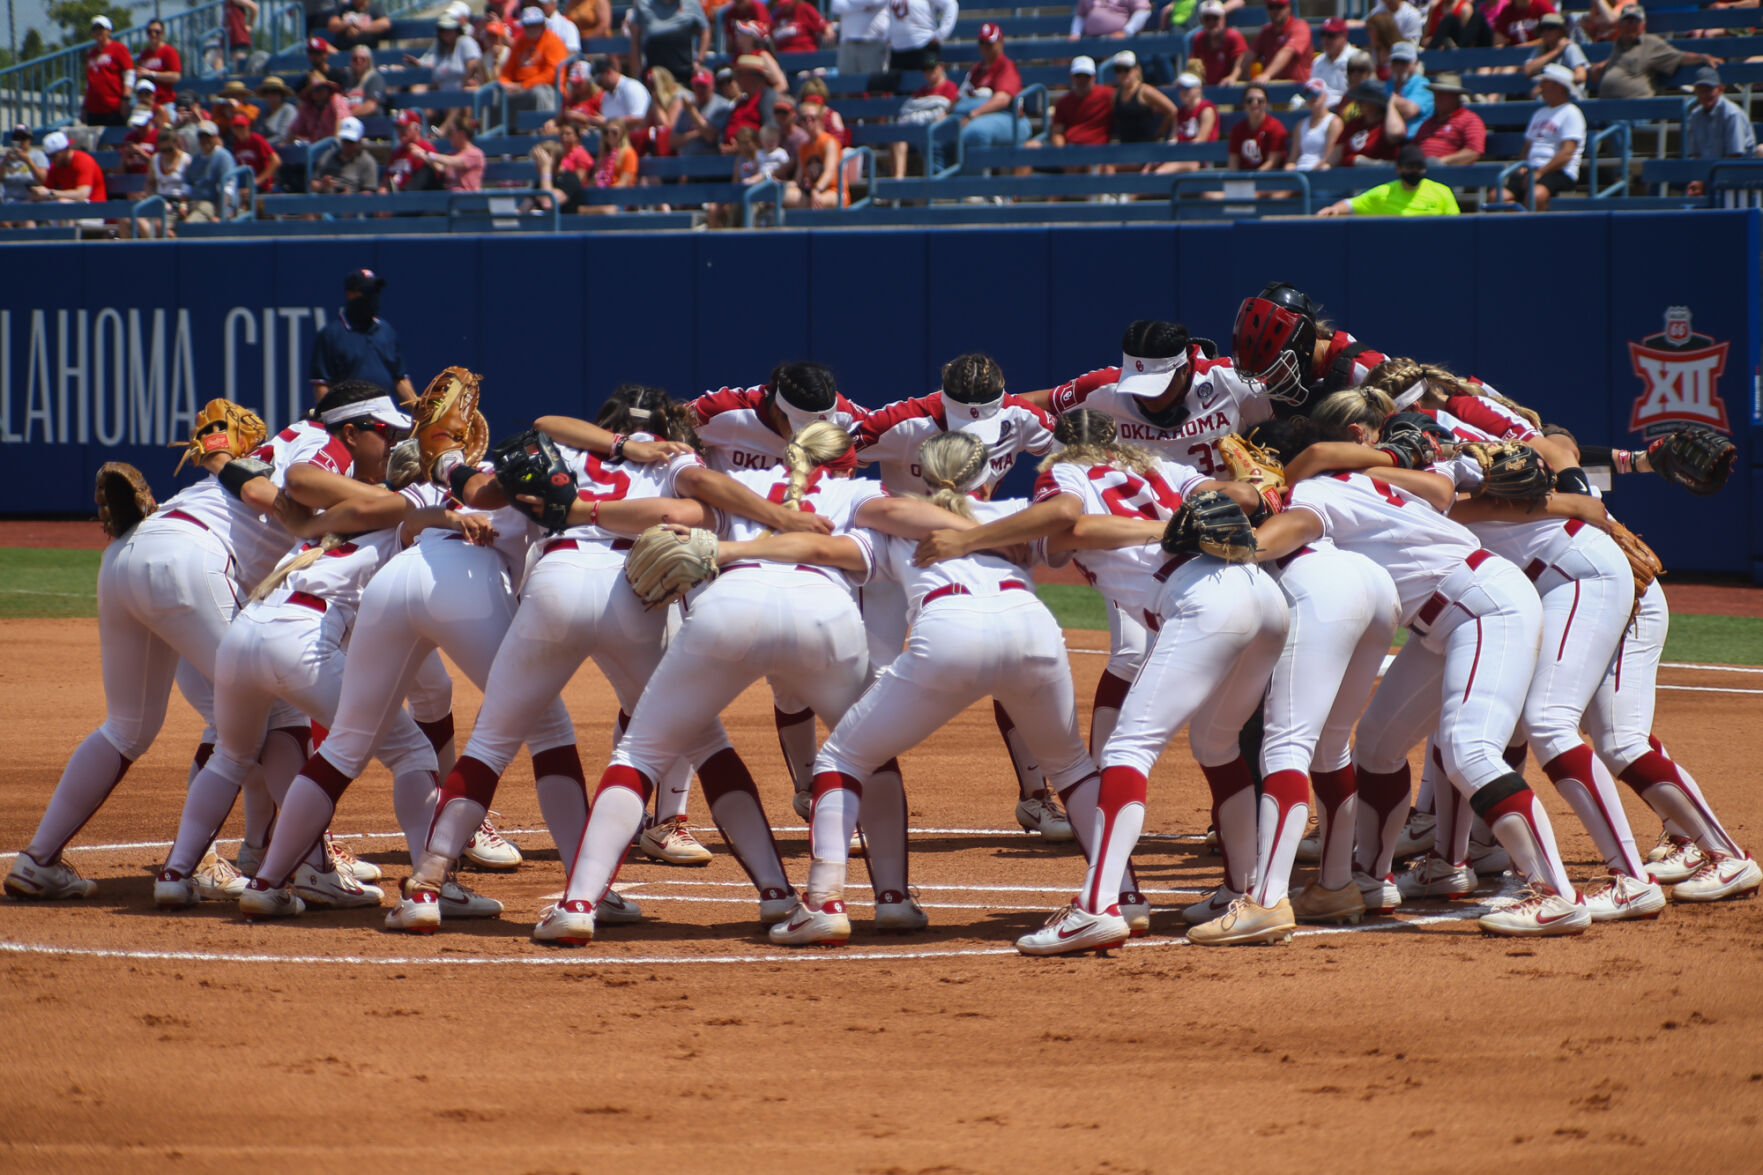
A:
[1658,684,1763,695]
[619,879,1200,896]
[0,588,94,597]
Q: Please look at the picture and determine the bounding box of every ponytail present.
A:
[780,420,854,511]
[916,432,987,522]
[1039,407,1158,476]
[250,535,345,604]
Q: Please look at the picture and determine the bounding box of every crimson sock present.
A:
[1081,766,1145,915]
[424,756,502,865]
[698,748,788,896]
[774,707,819,796]
[994,702,1044,802]
[1542,744,1645,877]
[1253,769,1310,907]
[1311,765,1358,892]
[1089,671,1132,758]
[1353,763,1411,879]
[414,714,456,779]
[1199,756,1257,894]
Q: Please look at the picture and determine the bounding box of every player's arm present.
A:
[1049,514,1166,552]
[1378,467,1456,513]
[399,506,497,548]
[675,465,835,534]
[276,486,415,537]
[285,461,401,508]
[854,495,979,539]
[914,492,1081,565]
[1251,508,1324,563]
[533,414,695,462]
[549,495,712,531]
[1284,441,1398,481]
[1448,491,1610,531]
[717,532,869,571]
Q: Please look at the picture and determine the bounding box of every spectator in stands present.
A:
[255,77,298,141]
[722,55,780,146]
[888,0,959,75]
[329,0,391,50]
[771,96,811,176]
[1510,62,1582,209]
[4,127,50,206]
[226,0,259,71]
[533,121,596,209]
[1684,66,1759,194]
[594,55,656,132]
[1071,0,1152,40]
[345,45,387,118]
[306,37,348,89]
[30,131,106,204]
[1409,71,1483,162]
[1384,42,1432,134]
[629,0,710,85]
[1228,81,1288,170]
[796,77,852,146]
[583,118,640,208]
[1049,55,1114,147]
[832,0,890,75]
[171,94,207,154]
[1589,6,1721,99]
[1523,13,1587,89]
[502,8,570,112]
[1423,0,1485,50]
[287,72,350,143]
[142,132,190,233]
[556,61,604,130]
[228,112,279,191]
[122,79,161,160]
[1192,0,1248,85]
[947,23,1031,171]
[422,116,487,190]
[1313,18,1354,104]
[537,0,583,51]
[1337,50,1374,119]
[384,109,439,190]
[640,66,687,153]
[482,20,513,78]
[1335,80,1401,165]
[1367,0,1424,70]
[784,96,845,206]
[675,69,735,154]
[216,79,262,120]
[310,270,412,400]
[1317,140,1458,214]
[1152,70,1216,174]
[890,53,958,176]
[1494,0,1553,47]
[82,17,135,128]
[1290,78,1342,171]
[136,20,183,106]
[183,121,238,221]
[1243,0,1312,83]
[310,116,376,194]
[570,0,614,42]
[411,16,485,92]
[771,0,829,53]
[1108,50,1177,150]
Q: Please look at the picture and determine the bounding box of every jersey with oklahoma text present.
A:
[855,391,1056,494]
[1032,457,1208,616]
[692,384,867,474]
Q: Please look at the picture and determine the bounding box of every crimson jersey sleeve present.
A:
[1442,394,1539,442]
[1049,367,1121,416]
[854,394,939,451]
[1031,467,1069,503]
[692,385,761,427]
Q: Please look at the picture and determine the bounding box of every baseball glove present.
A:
[488,429,577,533]
[95,462,155,541]
[412,366,488,481]
[1457,441,1553,508]
[624,525,720,609]
[1378,410,1452,469]
[1647,426,1736,497]
[1217,433,1286,521]
[1605,517,1664,611]
[1161,489,1258,563]
[172,398,268,474]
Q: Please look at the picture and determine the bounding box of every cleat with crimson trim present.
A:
[1016,902,1129,957]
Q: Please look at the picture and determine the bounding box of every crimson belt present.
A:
[1521,520,1586,583]
[921,579,1029,605]
[723,560,834,583]
[1276,545,1313,570]
[1413,548,1494,630]
[544,537,635,556]
[287,591,327,614]
[162,508,209,531]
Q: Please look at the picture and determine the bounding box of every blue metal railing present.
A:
[1171,170,1312,217]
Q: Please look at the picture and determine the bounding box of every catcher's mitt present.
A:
[172,398,267,474]
[95,462,155,541]
[1605,518,1664,612]
[1457,441,1553,508]
[1647,426,1735,497]
[624,525,720,609]
[1217,433,1286,521]
[488,429,577,533]
[1161,489,1258,563]
[1378,411,1451,470]
[412,366,488,481]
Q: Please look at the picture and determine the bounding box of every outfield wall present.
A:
[2,210,1758,576]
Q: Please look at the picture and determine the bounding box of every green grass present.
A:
[4,550,1761,666]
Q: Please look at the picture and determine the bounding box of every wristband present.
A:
[611,433,628,461]
[590,499,601,527]
[446,461,476,501]
[217,456,272,499]
[1615,450,1636,476]
[1554,466,1593,496]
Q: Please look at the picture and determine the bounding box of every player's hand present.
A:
[199,449,235,475]
[769,505,834,535]
[452,511,498,545]
[913,528,969,566]
[623,437,695,463]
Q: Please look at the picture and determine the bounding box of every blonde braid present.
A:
[916,432,987,522]
[1311,386,1398,433]
[780,420,854,511]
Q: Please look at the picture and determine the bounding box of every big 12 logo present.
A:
[1627,306,1731,438]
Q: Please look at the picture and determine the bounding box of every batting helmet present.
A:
[1232,282,1319,407]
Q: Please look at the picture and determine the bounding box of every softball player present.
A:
[1230,281,1387,412]
[5,383,410,903]
[853,354,1070,839]
[533,422,970,946]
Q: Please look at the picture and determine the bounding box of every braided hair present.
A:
[1121,319,1190,362]
[250,535,347,604]
[780,420,854,511]
[596,383,702,451]
[768,361,839,414]
[941,353,1006,406]
[1039,408,1159,476]
[916,432,988,521]
[1310,385,1398,435]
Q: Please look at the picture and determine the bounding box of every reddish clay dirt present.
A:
[3,618,1761,1174]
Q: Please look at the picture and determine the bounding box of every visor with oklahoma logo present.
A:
[1115,349,1188,398]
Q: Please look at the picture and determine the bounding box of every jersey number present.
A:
[1094,466,1183,519]
[1333,471,1406,507]
[576,456,632,503]
[1186,443,1218,477]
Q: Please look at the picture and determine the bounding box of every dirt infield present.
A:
[3,618,1762,1173]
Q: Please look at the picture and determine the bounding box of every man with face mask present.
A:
[310,268,416,403]
[1316,142,1459,216]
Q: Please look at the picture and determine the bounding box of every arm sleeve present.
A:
[935,0,959,42]
[1123,6,1151,34]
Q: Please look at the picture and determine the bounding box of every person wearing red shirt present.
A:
[1411,72,1485,163]
[83,16,135,126]
[1495,0,1555,46]
[1228,82,1288,170]
[889,55,958,177]
[768,0,826,53]
[228,114,281,191]
[121,93,162,174]
[721,54,776,145]
[1334,80,1401,165]
[1050,55,1114,146]
[1192,0,1249,85]
[136,20,183,106]
[721,0,771,44]
[384,109,440,190]
[1154,72,1218,176]
[33,132,108,203]
[1245,0,1313,83]
[945,23,1029,172]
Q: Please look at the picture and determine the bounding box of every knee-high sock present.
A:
[1504,741,1528,772]
[858,761,908,896]
[699,748,789,896]
[1058,772,1142,900]
[1237,707,1266,789]
[993,702,1043,802]
[774,707,819,798]
[1089,672,1131,758]
[24,732,133,865]
[392,770,439,870]
[1353,764,1411,879]
[168,767,243,876]
[809,770,860,899]
[1311,765,1357,891]
[1472,776,1575,896]
[1619,748,1741,857]
[245,726,307,852]
[415,713,456,782]
[1200,756,1258,894]
[258,754,353,889]
[1253,769,1310,907]
[1434,779,1471,867]
[1542,744,1646,878]
[423,756,501,877]
[563,766,651,906]
[533,745,589,864]
[1414,746,1435,816]
[1081,766,1145,915]
[186,742,214,789]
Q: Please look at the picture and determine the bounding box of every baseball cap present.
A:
[196,119,219,136]
[1690,64,1722,87]
[1321,16,1348,33]
[772,95,795,112]
[436,15,461,29]
[1199,0,1225,15]
[344,268,387,293]
[735,53,768,72]
[42,131,70,153]
[1389,41,1418,62]
[307,36,334,52]
[715,66,734,81]
[90,14,112,29]
[396,108,424,126]
[1349,79,1387,106]
[1300,77,1327,99]
[485,18,508,36]
[569,59,593,82]
[978,21,1003,43]
[1539,62,1576,88]
[691,69,714,86]
[128,108,153,127]
[1619,2,1644,17]
[1537,11,1566,27]
[1265,0,1289,8]
[135,77,157,93]
[519,5,545,24]
[1070,55,1096,76]
[10,124,31,140]
[231,113,252,127]
[336,116,365,141]
[1116,348,1189,399]
[1106,49,1137,70]
[1176,71,1202,88]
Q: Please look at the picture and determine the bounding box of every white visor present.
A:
[1115,349,1188,398]
[1390,378,1428,410]
[777,396,833,433]
[945,386,1005,424]
[321,394,414,429]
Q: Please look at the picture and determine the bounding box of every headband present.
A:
[819,445,859,474]
[320,394,403,425]
[1390,379,1428,410]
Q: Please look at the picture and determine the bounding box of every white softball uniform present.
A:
[1585,579,1667,772]
[690,384,867,474]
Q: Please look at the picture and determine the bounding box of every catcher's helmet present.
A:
[1232,282,1319,406]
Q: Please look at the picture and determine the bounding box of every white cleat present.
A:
[1394,810,1438,859]
[239,877,305,922]
[384,883,442,934]
[595,888,643,924]
[1672,852,1763,902]
[327,835,382,882]
[292,861,384,909]
[463,818,522,871]
[1466,838,1511,876]
[5,853,97,901]
[235,840,264,877]
[757,887,796,925]
[437,876,502,919]
[1118,891,1151,938]
[638,816,713,866]
[873,889,928,932]
[192,849,249,900]
[1186,895,1296,946]
[532,900,595,946]
[1583,873,1667,922]
[1181,885,1243,926]
[1016,902,1129,957]
[1014,791,1075,842]
[1353,869,1402,915]
[153,868,200,910]
[768,896,851,947]
[1477,885,1591,937]
[1395,854,1477,901]
[791,789,812,822]
[1646,838,1706,885]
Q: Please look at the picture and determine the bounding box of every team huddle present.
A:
[5,281,1754,958]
